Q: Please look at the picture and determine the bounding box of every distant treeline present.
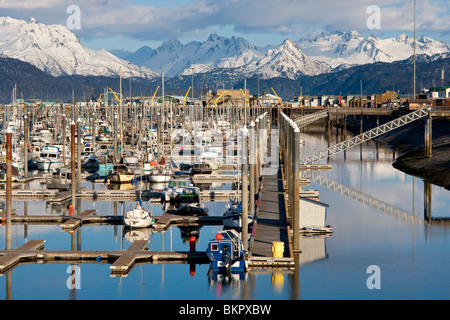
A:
[1,54,450,104]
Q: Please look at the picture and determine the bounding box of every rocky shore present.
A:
[344,114,450,190]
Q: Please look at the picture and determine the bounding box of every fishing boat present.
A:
[81,155,99,173]
[222,201,254,231]
[108,163,135,183]
[45,168,71,191]
[123,202,155,229]
[163,178,199,203]
[166,203,209,217]
[148,166,173,182]
[148,157,173,182]
[206,229,247,273]
[36,145,64,171]
[191,162,217,175]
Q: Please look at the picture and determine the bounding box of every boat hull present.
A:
[108,173,135,183]
[123,217,154,228]
[148,174,172,183]
[36,160,64,171]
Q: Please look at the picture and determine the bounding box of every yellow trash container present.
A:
[272,241,284,258]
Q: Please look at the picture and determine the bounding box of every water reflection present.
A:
[1,123,450,300]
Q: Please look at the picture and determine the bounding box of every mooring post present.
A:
[249,121,255,218]
[241,126,249,251]
[293,126,301,253]
[425,107,432,158]
[24,114,29,177]
[77,119,82,192]
[6,127,12,250]
[71,121,76,212]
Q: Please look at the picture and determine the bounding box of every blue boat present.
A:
[206,229,247,273]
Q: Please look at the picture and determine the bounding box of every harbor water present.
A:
[1,126,449,300]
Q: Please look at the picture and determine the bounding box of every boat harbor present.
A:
[0,87,338,281]
[3,82,444,292]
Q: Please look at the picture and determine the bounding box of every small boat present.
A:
[81,155,99,173]
[163,178,199,203]
[45,168,71,190]
[206,229,247,273]
[123,202,155,229]
[148,165,173,182]
[36,145,64,171]
[108,163,135,183]
[191,162,216,175]
[222,201,254,231]
[166,203,209,217]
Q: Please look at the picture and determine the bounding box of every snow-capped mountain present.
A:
[124,34,330,79]
[0,16,159,79]
[297,30,450,68]
[241,39,331,79]
[136,33,264,77]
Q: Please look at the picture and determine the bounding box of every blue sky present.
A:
[1,0,450,52]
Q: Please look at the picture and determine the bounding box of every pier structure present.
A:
[0,95,448,279]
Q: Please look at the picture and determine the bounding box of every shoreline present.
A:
[343,115,450,190]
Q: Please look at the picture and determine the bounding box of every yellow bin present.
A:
[272,241,284,258]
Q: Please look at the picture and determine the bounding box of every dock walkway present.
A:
[250,167,290,258]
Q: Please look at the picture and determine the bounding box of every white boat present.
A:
[123,156,142,175]
[123,202,155,228]
[108,163,135,183]
[148,163,173,182]
[222,201,254,231]
[46,168,71,190]
[30,129,53,145]
[36,145,64,171]
[163,178,199,202]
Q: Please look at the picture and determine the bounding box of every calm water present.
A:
[1,126,449,300]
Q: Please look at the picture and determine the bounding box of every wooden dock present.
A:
[250,167,290,259]
[0,240,208,277]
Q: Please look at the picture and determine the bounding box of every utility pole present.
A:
[413,0,416,99]
[71,121,76,213]
[6,127,12,250]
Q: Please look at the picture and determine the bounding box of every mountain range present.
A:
[0,16,158,79]
[116,30,450,79]
[1,16,450,103]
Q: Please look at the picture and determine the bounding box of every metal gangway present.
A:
[301,107,430,165]
[303,171,422,224]
[294,110,328,128]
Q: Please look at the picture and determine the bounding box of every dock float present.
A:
[109,240,149,275]
[192,174,239,183]
[61,209,98,231]
[0,240,45,273]
[0,240,209,277]
[247,257,295,269]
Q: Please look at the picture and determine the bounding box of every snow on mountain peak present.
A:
[241,38,331,79]
[297,30,450,68]
[0,17,159,79]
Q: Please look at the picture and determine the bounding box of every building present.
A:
[406,99,428,110]
[428,86,450,99]
[299,197,330,231]
[374,90,398,107]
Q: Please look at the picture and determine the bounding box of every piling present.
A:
[6,127,12,250]
[425,107,432,158]
[249,121,255,218]
[24,114,29,177]
[241,126,249,251]
[292,127,300,253]
[77,119,82,191]
[71,121,76,212]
